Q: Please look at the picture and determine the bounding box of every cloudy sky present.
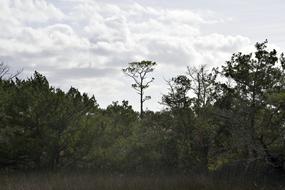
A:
[1,0,285,111]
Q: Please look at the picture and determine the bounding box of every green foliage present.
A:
[0,71,97,169]
[0,41,284,177]
[215,40,285,169]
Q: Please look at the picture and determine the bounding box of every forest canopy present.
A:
[0,41,284,174]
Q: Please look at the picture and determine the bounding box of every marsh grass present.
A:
[0,171,284,190]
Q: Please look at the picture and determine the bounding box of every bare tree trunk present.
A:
[140,87,143,118]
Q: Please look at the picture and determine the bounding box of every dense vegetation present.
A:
[0,41,285,189]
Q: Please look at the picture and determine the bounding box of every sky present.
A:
[1,0,285,111]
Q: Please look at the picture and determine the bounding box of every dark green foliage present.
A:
[0,41,284,189]
[161,66,218,173]
[0,71,97,169]
[214,40,285,170]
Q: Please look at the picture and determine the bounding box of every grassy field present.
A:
[0,172,284,190]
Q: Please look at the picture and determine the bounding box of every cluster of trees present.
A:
[0,41,285,174]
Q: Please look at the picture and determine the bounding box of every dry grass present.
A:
[0,172,284,190]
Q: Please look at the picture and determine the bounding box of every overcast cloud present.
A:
[1,0,284,110]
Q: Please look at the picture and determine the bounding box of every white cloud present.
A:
[0,0,252,110]
[0,0,64,23]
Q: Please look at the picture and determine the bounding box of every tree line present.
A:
[0,41,284,174]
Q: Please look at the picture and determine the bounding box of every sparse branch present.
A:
[0,62,22,80]
[144,77,155,88]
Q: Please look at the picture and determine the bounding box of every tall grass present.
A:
[0,171,284,190]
